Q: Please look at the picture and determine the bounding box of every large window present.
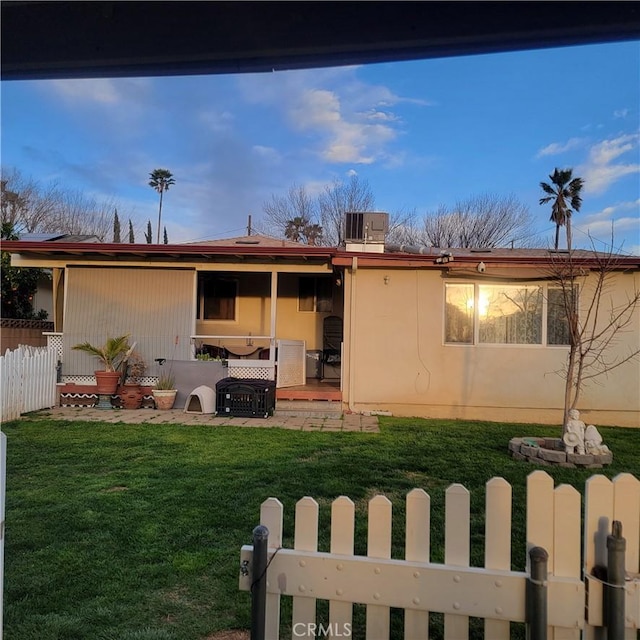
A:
[445,283,573,346]
[197,274,237,320]
[299,276,333,312]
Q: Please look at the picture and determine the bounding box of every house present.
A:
[4,221,639,427]
[0,233,100,351]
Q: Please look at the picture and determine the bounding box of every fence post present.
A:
[251,524,269,640]
[526,546,548,640]
[1,431,6,640]
[606,520,625,640]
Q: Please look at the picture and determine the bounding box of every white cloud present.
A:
[236,67,425,166]
[48,78,148,105]
[252,145,281,162]
[574,199,640,251]
[535,137,583,158]
[579,133,640,195]
[198,109,234,133]
[613,108,629,118]
[289,88,397,164]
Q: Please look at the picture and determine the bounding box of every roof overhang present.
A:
[3,2,639,81]
[2,240,336,267]
[332,250,640,271]
[5,241,639,272]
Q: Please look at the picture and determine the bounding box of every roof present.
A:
[184,234,308,249]
[18,233,101,243]
[4,239,639,271]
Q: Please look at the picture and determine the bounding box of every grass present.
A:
[2,415,638,639]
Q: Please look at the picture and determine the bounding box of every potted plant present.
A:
[152,371,177,410]
[119,351,146,409]
[72,335,131,397]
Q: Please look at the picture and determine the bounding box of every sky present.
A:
[2,40,639,254]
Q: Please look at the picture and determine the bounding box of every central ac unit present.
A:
[344,212,389,243]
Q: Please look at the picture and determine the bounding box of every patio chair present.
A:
[322,315,342,379]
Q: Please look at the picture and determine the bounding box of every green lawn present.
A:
[2,415,638,639]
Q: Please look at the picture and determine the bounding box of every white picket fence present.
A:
[0,345,58,422]
[240,471,640,639]
[0,431,6,640]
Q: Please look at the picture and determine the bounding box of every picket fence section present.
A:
[240,471,640,639]
[0,345,58,422]
[0,432,6,640]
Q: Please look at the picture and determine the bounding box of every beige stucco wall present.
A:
[343,267,640,427]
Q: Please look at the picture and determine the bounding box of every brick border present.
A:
[508,436,613,469]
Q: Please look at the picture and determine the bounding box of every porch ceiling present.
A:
[3,2,638,80]
[3,241,336,267]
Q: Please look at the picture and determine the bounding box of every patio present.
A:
[36,405,380,432]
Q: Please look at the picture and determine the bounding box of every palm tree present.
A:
[305,223,323,246]
[539,168,584,251]
[148,169,175,244]
[284,216,308,242]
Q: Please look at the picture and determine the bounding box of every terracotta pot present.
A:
[95,370,122,395]
[120,383,143,409]
[152,389,177,410]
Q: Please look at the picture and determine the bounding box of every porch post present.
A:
[269,271,278,360]
[606,520,626,640]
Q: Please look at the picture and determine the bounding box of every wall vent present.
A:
[344,212,389,243]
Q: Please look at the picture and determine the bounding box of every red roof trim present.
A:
[3,241,639,268]
[1,240,336,259]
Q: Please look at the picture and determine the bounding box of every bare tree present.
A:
[547,239,640,431]
[41,188,115,240]
[385,208,423,245]
[262,184,318,238]
[422,194,535,248]
[1,166,136,240]
[1,167,58,232]
[318,175,375,245]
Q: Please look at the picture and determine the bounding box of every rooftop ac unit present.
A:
[344,212,389,243]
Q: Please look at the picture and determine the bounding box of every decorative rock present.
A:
[595,451,613,465]
[539,448,567,463]
[508,435,612,468]
[544,438,564,451]
[508,438,523,453]
[521,444,540,458]
[567,453,594,465]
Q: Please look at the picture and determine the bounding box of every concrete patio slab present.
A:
[29,406,380,433]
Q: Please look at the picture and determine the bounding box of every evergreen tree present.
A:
[128,220,135,243]
[145,220,152,244]
[163,226,168,244]
[113,209,121,242]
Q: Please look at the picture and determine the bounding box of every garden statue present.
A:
[584,424,611,455]
[563,408,586,454]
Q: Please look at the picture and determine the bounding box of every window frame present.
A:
[298,276,333,313]
[197,274,239,322]
[444,281,575,347]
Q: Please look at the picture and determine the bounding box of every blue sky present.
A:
[2,41,639,253]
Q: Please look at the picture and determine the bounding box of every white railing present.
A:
[0,346,58,422]
[240,471,640,638]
